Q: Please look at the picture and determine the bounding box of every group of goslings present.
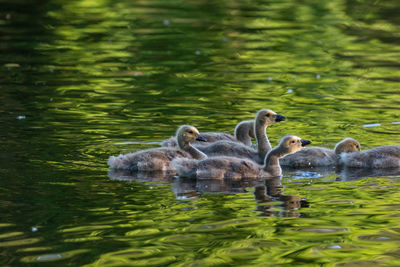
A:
[108,108,400,179]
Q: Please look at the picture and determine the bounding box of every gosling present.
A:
[280,137,360,167]
[194,109,286,164]
[161,120,254,147]
[173,135,311,179]
[339,145,400,168]
[108,125,207,172]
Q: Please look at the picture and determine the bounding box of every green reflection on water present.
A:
[1,0,400,266]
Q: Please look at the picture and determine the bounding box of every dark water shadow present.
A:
[283,165,400,182]
[337,167,400,181]
[108,169,177,183]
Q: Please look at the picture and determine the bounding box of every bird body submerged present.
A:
[279,147,336,167]
[108,125,207,172]
[280,137,360,168]
[174,156,261,179]
[108,147,195,172]
[339,145,400,168]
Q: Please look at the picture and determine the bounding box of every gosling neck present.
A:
[254,121,271,160]
[235,120,253,146]
[177,138,207,160]
[263,146,288,176]
[334,143,344,155]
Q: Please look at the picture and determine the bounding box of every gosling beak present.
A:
[301,139,312,147]
[275,114,286,122]
[196,135,207,142]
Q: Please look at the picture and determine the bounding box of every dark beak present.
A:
[275,114,286,122]
[196,135,207,142]
[301,139,312,147]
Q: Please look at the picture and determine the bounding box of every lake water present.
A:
[1,0,400,266]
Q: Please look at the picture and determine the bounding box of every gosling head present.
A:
[256,109,286,127]
[334,137,360,154]
[279,135,312,156]
[176,125,206,145]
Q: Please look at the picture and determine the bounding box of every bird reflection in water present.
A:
[108,170,309,217]
[253,176,309,217]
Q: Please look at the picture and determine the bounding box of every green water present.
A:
[1,0,400,266]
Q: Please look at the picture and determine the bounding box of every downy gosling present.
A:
[173,135,311,179]
[339,145,400,168]
[108,125,207,172]
[280,137,360,167]
[161,120,254,147]
[194,109,286,164]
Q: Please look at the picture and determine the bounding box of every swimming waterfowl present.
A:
[108,125,207,172]
[173,135,311,179]
[194,109,286,164]
[339,145,400,168]
[160,120,255,147]
[280,137,360,167]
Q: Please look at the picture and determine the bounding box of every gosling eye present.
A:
[291,140,296,144]
[188,130,193,134]
[265,113,270,117]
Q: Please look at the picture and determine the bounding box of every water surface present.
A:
[1,0,400,266]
